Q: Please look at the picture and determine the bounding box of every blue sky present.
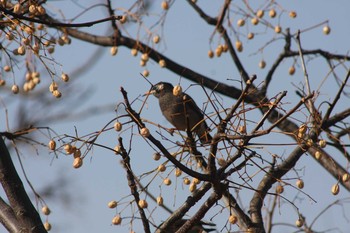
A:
[1,1,350,232]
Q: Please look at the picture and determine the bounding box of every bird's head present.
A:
[145,82,173,98]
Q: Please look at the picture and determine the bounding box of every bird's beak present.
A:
[143,89,155,97]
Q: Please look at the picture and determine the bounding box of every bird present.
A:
[146,82,212,144]
[156,218,216,233]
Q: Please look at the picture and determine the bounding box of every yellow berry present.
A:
[251,17,259,25]
[138,199,148,208]
[142,69,150,77]
[295,218,303,227]
[161,1,169,10]
[11,84,19,94]
[114,122,122,131]
[247,32,254,40]
[318,139,326,148]
[157,196,163,205]
[315,151,321,160]
[41,206,51,215]
[183,178,190,185]
[131,48,138,56]
[229,214,238,224]
[342,173,350,182]
[269,9,276,18]
[112,215,122,225]
[61,73,69,82]
[215,46,223,57]
[73,157,83,169]
[175,168,182,177]
[256,10,264,18]
[44,221,51,231]
[110,46,118,56]
[114,145,121,154]
[331,183,339,195]
[158,164,166,172]
[52,90,62,98]
[163,178,171,186]
[274,25,282,33]
[189,183,197,192]
[153,152,161,161]
[296,179,304,189]
[4,65,11,72]
[289,66,296,75]
[289,11,297,18]
[173,85,182,96]
[48,140,56,150]
[323,26,331,35]
[140,127,150,137]
[208,50,214,58]
[159,59,166,67]
[259,60,266,69]
[237,19,245,27]
[141,53,149,61]
[108,200,118,208]
[276,184,284,194]
[153,35,160,44]
[235,41,243,52]
[120,15,127,24]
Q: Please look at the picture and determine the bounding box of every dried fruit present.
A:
[48,140,56,150]
[208,50,214,58]
[153,35,160,44]
[44,221,51,231]
[269,9,276,18]
[173,85,182,96]
[183,178,190,185]
[237,19,245,27]
[73,149,81,158]
[112,215,122,225]
[52,90,62,98]
[342,173,350,182]
[289,11,297,18]
[289,66,296,75]
[114,145,121,154]
[235,41,243,52]
[159,59,166,67]
[73,157,83,168]
[256,10,264,18]
[296,179,304,189]
[274,25,282,33]
[61,73,69,82]
[4,65,11,72]
[114,122,122,131]
[318,139,326,148]
[229,214,238,224]
[157,196,163,205]
[161,1,169,10]
[315,151,321,160]
[189,183,197,192]
[138,199,148,208]
[142,70,150,77]
[108,201,118,208]
[153,152,161,161]
[247,32,254,40]
[323,26,331,35]
[41,206,51,215]
[259,60,266,69]
[251,17,259,25]
[110,46,118,56]
[276,184,284,194]
[158,164,166,172]
[131,48,138,56]
[175,168,182,177]
[295,218,303,227]
[163,178,171,186]
[12,84,19,94]
[331,183,339,195]
[141,53,149,62]
[140,127,150,137]
[120,15,127,24]
[192,178,200,185]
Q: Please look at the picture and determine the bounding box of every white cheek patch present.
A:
[158,83,164,91]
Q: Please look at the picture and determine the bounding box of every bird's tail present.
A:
[196,122,212,144]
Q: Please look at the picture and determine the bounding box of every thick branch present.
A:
[0,137,47,233]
